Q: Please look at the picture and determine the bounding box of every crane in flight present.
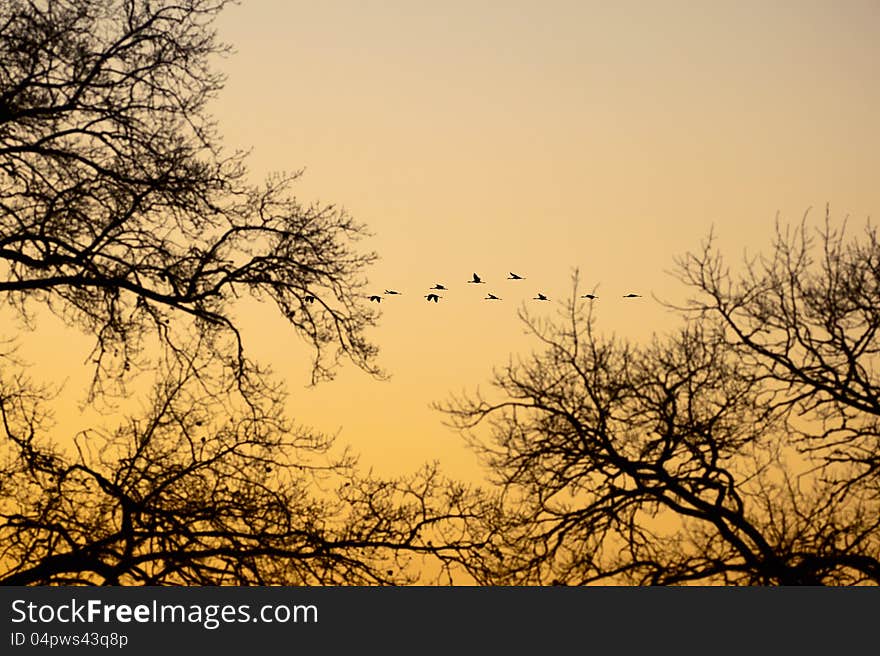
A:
[369,295,382,303]
[581,294,598,300]
[485,293,501,300]
[623,293,642,298]
[533,293,549,301]
[425,293,441,303]
[468,273,485,284]
[430,283,447,290]
[384,289,402,295]
[508,272,525,280]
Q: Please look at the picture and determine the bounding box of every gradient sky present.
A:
[22,1,880,483]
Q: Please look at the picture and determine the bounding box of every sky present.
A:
[23,0,880,484]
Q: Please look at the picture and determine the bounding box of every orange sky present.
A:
[19,1,880,484]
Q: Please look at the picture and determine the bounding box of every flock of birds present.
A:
[304,272,642,305]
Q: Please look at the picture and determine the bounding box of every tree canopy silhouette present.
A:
[674,210,880,488]
[440,214,880,585]
[0,0,379,398]
[0,0,488,585]
[0,343,486,585]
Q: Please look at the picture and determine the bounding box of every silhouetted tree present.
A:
[0,341,486,585]
[440,248,880,585]
[0,0,487,585]
[673,208,880,491]
[1,0,379,400]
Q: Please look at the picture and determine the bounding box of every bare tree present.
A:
[0,341,487,585]
[0,0,492,585]
[438,266,880,585]
[673,207,880,491]
[1,0,379,399]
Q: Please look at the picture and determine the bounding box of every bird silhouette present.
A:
[468,273,485,284]
[369,295,382,303]
[581,294,598,300]
[485,293,501,300]
[304,295,315,303]
[384,289,401,295]
[508,272,524,280]
[425,293,441,303]
[430,283,447,290]
[533,293,549,301]
[623,293,642,298]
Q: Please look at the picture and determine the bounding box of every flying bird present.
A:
[304,295,315,303]
[425,294,441,303]
[581,294,598,300]
[533,293,549,301]
[468,273,485,284]
[485,293,501,300]
[369,295,382,303]
[430,283,447,290]
[384,289,402,295]
[623,293,642,298]
[508,272,524,280]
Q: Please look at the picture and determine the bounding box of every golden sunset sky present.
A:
[24,1,880,483]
